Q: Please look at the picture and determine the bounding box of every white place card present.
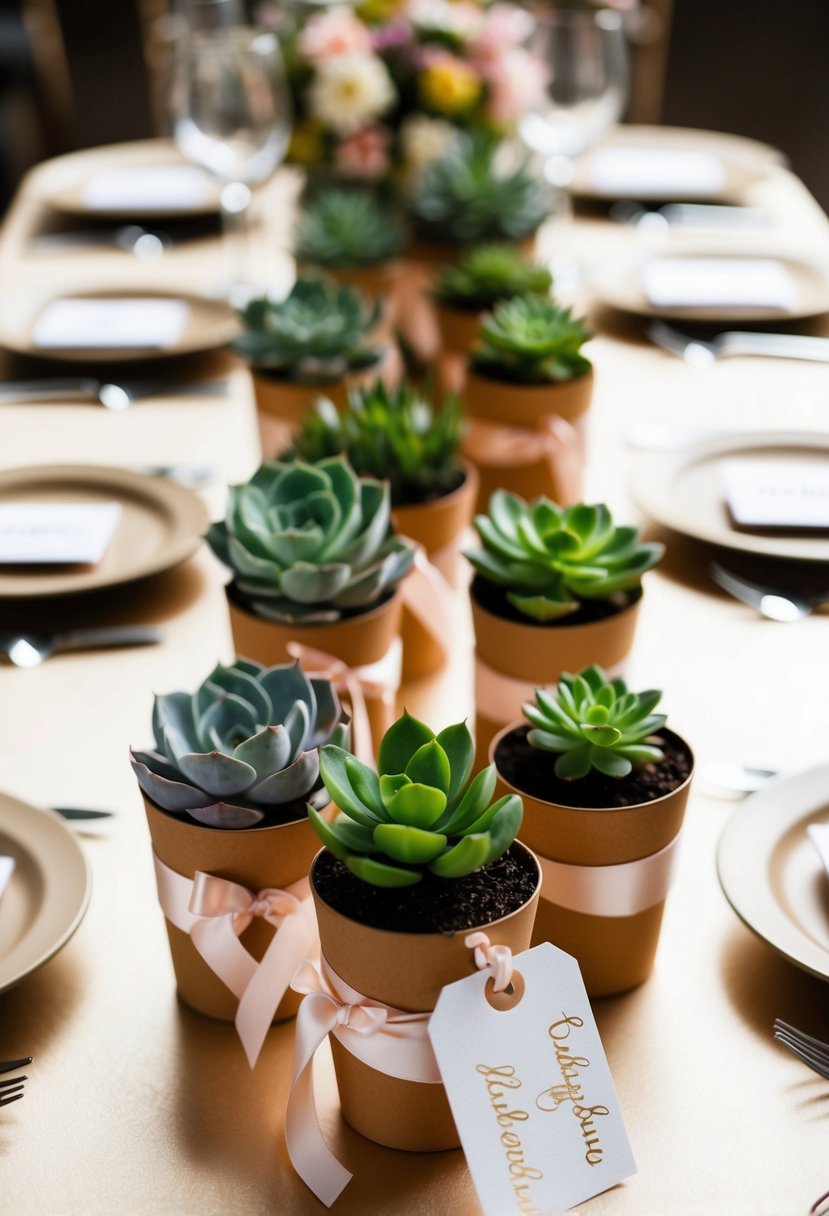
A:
[81,166,211,211]
[642,258,798,311]
[0,856,15,900]
[721,459,829,529]
[588,148,726,198]
[33,298,189,350]
[808,825,829,878]
[0,503,122,564]
[429,943,636,1215]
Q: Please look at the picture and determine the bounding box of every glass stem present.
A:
[220,180,252,306]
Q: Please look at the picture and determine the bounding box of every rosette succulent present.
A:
[296,188,406,268]
[466,492,664,622]
[206,456,415,624]
[471,295,592,384]
[524,666,667,780]
[130,658,348,828]
[309,712,523,887]
[433,244,553,313]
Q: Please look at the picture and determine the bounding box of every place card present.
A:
[82,166,211,211]
[721,459,829,529]
[0,857,14,902]
[808,825,829,878]
[642,258,798,311]
[0,503,122,564]
[33,298,189,350]
[588,148,726,198]
[429,943,636,1215]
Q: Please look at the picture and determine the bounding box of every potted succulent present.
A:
[304,710,540,1150]
[206,456,415,678]
[465,493,664,766]
[492,666,694,996]
[295,187,407,303]
[233,276,385,455]
[130,657,348,1023]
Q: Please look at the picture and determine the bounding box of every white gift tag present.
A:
[0,857,15,900]
[429,943,636,1215]
[721,459,829,529]
[808,825,829,878]
[588,147,726,198]
[642,258,798,311]
[82,166,211,211]
[33,298,189,350]
[0,503,122,564]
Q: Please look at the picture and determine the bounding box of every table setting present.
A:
[0,0,828,1213]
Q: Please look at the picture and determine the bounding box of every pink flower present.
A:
[471,3,535,62]
[485,47,548,126]
[297,10,372,60]
[335,126,392,179]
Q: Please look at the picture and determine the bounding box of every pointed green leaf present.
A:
[344,754,383,814]
[318,744,380,825]
[233,724,292,780]
[307,803,351,860]
[428,833,491,878]
[438,764,497,833]
[385,783,446,829]
[379,773,411,808]
[436,721,475,807]
[484,796,523,863]
[377,711,434,776]
[346,856,422,887]
[373,823,447,864]
[405,740,451,793]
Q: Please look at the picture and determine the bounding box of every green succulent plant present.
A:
[409,133,552,247]
[433,244,553,313]
[130,658,348,829]
[286,380,463,506]
[296,188,406,269]
[206,456,415,624]
[524,665,667,781]
[471,294,592,385]
[466,492,664,623]
[309,712,523,887]
[233,276,381,382]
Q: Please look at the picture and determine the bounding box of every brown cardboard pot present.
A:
[434,302,484,356]
[252,358,384,458]
[142,793,324,1022]
[311,842,541,1151]
[462,415,585,514]
[491,726,694,997]
[463,367,594,429]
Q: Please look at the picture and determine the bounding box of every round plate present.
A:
[0,794,91,994]
[0,464,209,598]
[571,124,783,204]
[594,249,829,324]
[631,430,829,562]
[0,285,238,363]
[718,763,829,982]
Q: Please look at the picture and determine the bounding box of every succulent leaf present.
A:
[433,244,552,312]
[296,188,405,269]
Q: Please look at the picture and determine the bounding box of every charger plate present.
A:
[0,794,91,994]
[718,763,829,982]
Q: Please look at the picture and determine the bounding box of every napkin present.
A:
[33,298,189,349]
[0,857,14,902]
[721,459,829,529]
[0,502,122,564]
[588,148,727,198]
[82,166,211,211]
[642,257,798,311]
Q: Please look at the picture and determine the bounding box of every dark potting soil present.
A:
[392,465,466,508]
[494,724,693,809]
[312,843,538,934]
[470,575,640,628]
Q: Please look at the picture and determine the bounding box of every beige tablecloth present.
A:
[0,139,827,1216]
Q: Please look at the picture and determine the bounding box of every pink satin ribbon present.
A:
[152,852,318,1068]
[463,414,584,505]
[475,652,628,728]
[400,545,454,666]
[536,832,683,919]
[464,931,514,993]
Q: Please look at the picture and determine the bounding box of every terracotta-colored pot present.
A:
[311,842,541,1151]
[434,302,485,356]
[142,793,323,1022]
[462,415,585,513]
[463,367,594,429]
[492,727,694,997]
[326,260,401,300]
[252,359,385,458]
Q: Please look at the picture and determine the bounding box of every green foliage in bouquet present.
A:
[524,665,667,781]
[432,244,552,312]
[130,659,348,828]
[296,188,406,268]
[409,133,551,246]
[233,277,381,382]
[466,492,664,623]
[309,712,523,887]
[206,456,414,624]
[287,380,463,505]
[471,295,592,384]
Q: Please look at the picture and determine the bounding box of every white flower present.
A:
[400,115,459,175]
[308,53,396,137]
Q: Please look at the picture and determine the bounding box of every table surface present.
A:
[0,137,827,1216]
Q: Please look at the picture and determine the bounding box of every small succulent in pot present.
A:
[130,658,348,829]
[466,491,664,623]
[233,276,382,383]
[471,295,592,385]
[309,712,523,887]
[523,665,667,780]
[206,455,415,624]
[433,244,553,313]
[296,188,407,270]
[286,380,463,506]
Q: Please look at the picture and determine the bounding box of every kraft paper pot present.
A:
[142,793,325,1022]
[491,725,694,997]
[462,416,585,514]
[311,842,541,1151]
[463,368,594,429]
[252,359,384,457]
[434,302,484,356]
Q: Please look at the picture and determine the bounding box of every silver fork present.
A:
[0,626,164,668]
[0,377,229,412]
[647,320,829,367]
[709,561,828,622]
[0,1057,31,1109]
[773,1019,829,1079]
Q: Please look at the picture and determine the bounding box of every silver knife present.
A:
[52,807,114,820]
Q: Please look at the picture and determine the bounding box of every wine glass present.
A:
[169,0,292,301]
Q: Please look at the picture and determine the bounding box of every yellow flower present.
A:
[287,120,325,165]
[356,0,405,22]
[419,57,481,115]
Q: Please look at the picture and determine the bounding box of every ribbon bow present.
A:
[463,414,583,506]
[466,931,514,993]
[153,854,318,1069]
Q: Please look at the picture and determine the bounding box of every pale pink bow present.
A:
[463,414,584,505]
[466,931,514,993]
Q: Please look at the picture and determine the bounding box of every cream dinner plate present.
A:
[0,794,92,994]
[0,464,209,598]
[630,430,829,562]
[718,763,829,982]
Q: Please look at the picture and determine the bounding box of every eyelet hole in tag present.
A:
[485,969,525,1012]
